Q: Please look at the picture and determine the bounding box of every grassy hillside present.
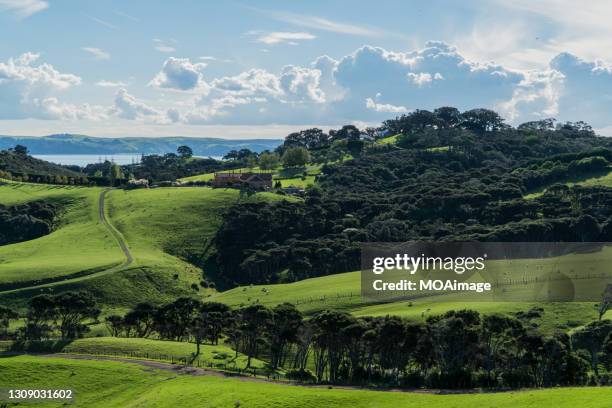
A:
[212,269,609,333]
[0,183,123,287]
[524,167,612,199]
[0,150,81,177]
[376,133,400,145]
[0,355,609,407]
[0,184,288,308]
[106,187,286,274]
[180,165,321,188]
[1,337,267,370]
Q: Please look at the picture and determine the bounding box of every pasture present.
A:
[0,183,123,287]
[0,355,609,407]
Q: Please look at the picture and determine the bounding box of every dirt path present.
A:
[40,353,280,384]
[0,189,133,296]
[37,353,500,395]
[99,188,133,266]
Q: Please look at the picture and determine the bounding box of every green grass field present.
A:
[0,183,124,286]
[107,187,285,274]
[1,336,268,370]
[524,168,612,199]
[0,184,288,308]
[179,165,321,188]
[0,355,609,407]
[376,134,400,145]
[212,269,610,333]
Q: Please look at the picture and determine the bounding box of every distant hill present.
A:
[0,134,282,156]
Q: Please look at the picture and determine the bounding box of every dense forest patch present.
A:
[212,108,612,286]
[0,200,58,245]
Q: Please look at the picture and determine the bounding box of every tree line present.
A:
[2,293,611,388]
[102,303,612,388]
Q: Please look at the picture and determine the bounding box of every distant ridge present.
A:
[0,134,282,156]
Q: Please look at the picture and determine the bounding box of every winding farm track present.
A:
[98,188,134,266]
[37,354,502,395]
[0,188,133,296]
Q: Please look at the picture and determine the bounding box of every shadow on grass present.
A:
[8,339,75,353]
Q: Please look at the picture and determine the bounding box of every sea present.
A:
[33,154,142,167]
[33,154,223,167]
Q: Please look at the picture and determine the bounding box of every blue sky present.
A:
[2,0,612,138]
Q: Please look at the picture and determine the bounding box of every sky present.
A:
[2,0,612,138]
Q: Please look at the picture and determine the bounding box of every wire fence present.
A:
[0,344,284,380]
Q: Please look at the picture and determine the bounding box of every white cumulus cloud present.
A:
[365,98,409,113]
[0,52,102,120]
[111,88,164,122]
[149,57,208,91]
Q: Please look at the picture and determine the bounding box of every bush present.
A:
[285,368,316,383]
[424,368,474,389]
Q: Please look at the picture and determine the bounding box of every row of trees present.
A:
[383,107,595,137]
[104,300,612,388]
[0,292,101,340]
[0,170,91,185]
[2,294,611,388]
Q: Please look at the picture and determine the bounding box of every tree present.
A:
[480,314,524,385]
[518,118,556,132]
[331,125,361,141]
[259,152,280,170]
[154,297,200,341]
[124,302,156,338]
[191,302,231,356]
[105,315,124,337]
[282,147,310,168]
[177,145,193,158]
[0,306,18,339]
[223,150,239,160]
[109,163,123,186]
[238,304,273,368]
[597,285,612,321]
[572,319,612,375]
[434,107,462,128]
[428,310,481,388]
[24,294,57,340]
[268,303,303,368]
[571,214,600,242]
[461,108,506,134]
[246,155,258,169]
[55,292,100,339]
[310,310,356,383]
[14,144,29,155]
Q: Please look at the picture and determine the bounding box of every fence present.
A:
[0,344,284,380]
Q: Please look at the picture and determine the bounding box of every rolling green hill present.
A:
[212,268,610,333]
[0,183,289,308]
[106,187,287,274]
[179,164,321,188]
[525,167,612,199]
[0,355,609,408]
[0,183,124,288]
[0,150,82,177]
[1,337,268,370]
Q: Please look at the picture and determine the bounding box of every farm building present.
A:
[212,171,273,189]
